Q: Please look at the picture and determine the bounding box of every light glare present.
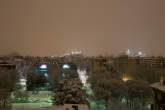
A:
[63,64,70,69]
[40,64,47,69]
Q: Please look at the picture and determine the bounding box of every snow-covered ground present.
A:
[13,104,89,110]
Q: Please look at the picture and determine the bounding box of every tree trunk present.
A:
[105,100,109,110]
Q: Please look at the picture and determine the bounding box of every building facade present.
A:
[151,78,165,110]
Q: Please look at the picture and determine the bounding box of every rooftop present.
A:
[150,82,165,92]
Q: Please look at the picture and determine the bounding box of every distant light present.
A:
[126,49,131,56]
[138,51,142,56]
[71,50,82,55]
[123,75,132,82]
[20,79,27,82]
[19,78,26,86]
[44,73,48,77]
[51,56,56,58]
[123,77,129,82]
[40,64,47,69]
[63,64,70,69]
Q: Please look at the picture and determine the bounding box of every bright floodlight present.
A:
[40,64,47,69]
[78,69,88,85]
[138,51,142,56]
[63,64,70,69]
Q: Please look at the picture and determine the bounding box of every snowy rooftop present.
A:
[151,82,165,92]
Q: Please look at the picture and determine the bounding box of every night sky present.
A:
[0,0,165,56]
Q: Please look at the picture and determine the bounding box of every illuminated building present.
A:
[124,49,147,57]
[125,49,131,56]
[0,61,27,90]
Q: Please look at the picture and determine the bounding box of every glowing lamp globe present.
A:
[63,64,70,69]
[40,64,47,69]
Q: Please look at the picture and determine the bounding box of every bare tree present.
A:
[47,64,62,90]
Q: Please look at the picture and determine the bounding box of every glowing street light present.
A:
[123,74,132,82]
[123,77,129,82]
[40,64,47,69]
[63,64,70,69]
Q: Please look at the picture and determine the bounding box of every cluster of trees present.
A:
[26,71,48,91]
[88,65,152,110]
[53,78,88,105]
[49,63,88,105]
[60,55,155,110]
